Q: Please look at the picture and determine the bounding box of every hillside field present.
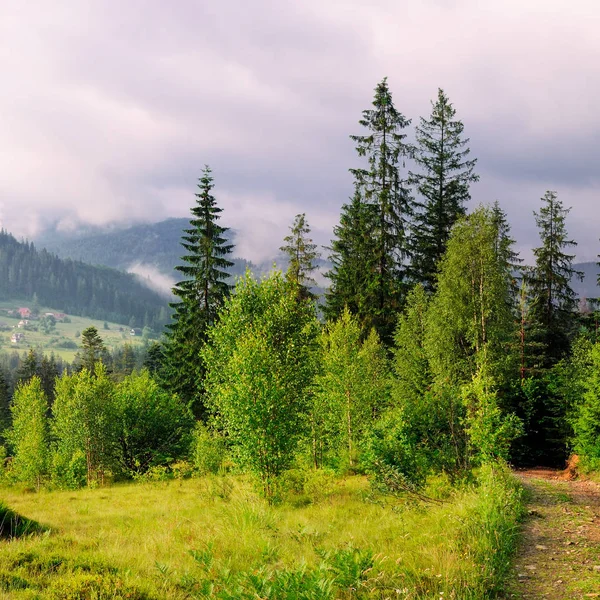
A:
[0,468,523,599]
[0,301,150,361]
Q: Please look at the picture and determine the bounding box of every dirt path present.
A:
[503,469,600,598]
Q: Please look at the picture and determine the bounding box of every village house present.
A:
[11,332,25,343]
[17,319,29,328]
[18,307,31,319]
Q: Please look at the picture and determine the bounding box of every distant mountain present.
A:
[571,262,600,301]
[0,230,169,328]
[36,219,256,283]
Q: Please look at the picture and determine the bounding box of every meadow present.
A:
[0,466,523,599]
[0,301,147,361]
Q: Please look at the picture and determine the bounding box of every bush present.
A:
[192,423,226,475]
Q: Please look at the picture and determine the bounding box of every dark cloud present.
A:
[0,0,599,263]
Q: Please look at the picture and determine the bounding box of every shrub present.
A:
[192,423,226,475]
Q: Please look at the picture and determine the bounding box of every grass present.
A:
[0,466,524,599]
[0,301,148,361]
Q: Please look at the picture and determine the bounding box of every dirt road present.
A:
[504,469,600,598]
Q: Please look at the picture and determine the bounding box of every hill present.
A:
[36,218,256,282]
[0,230,169,329]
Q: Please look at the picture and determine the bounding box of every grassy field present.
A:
[0,300,147,361]
[0,467,524,599]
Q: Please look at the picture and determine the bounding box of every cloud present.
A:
[127,262,176,298]
[0,0,599,260]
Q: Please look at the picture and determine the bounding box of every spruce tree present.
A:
[162,166,234,417]
[279,213,320,300]
[328,78,414,344]
[529,191,582,366]
[325,187,379,327]
[410,89,478,290]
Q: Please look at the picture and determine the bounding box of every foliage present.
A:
[112,370,194,477]
[192,422,226,475]
[312,309,389,470]
[410,88,479,290]
[462,362,523,464]
[426,205,516,385]
[279,213,320,300]
[6,376,49,489]
[51,365,116,487]
[162,166,234,417]
[203,271,319,497]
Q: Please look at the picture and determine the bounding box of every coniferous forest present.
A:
[1,79,600,598]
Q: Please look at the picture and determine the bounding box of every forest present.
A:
[0,230,170,329]
[0,79,598,598]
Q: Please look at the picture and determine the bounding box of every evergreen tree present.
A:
[529,191,582,366]
[325,188,379,327]
[16,349,39,386]
[410,89,478,290]
[279,213,320,300]
[77,326,107,372]
[328,78,414,344]
[0,367,10,436]
[162,166,234,417]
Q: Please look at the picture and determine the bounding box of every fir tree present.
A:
[162,166,234,417]
[279,213,320,300]
[410,89,478,290]
[329,78,414,344]
[529,191,583,366]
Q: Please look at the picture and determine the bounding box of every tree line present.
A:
[2,78,600,496]
[0,230,170,328]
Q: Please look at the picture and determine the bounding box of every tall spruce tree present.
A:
[529,191,582,366]
[162,166,234,417]
[410,89,478,290]
[279,213,320,300]
[328,78,414,344]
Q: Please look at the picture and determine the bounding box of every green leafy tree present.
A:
[462,358,523,464]
[410,89,478,290]
[328,78,414,344]
[392,284,431,406]
[426,205,516,385]
[279,213,320,300]
[52,364,116,487]
[529,191,583,366]
[113,370,194,477]
[0,367,10,436]
[7,377,48,489]
[312,309,389,470]
[202,271,318,498]
[162,166,234,416]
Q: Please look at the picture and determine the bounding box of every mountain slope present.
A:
[36,219,254,279]
[0,230,169,328]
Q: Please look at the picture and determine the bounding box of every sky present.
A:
[1,0,599,264]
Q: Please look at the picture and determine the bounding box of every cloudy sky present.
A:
[1,0,599,263]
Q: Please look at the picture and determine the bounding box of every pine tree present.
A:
[162,166,234,417]
[410,89,478,290]
[529,191,582,366]
[279,213,320,300]
[329,78,414,344]
[77,326,107,373]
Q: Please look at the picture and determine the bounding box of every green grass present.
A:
[0,301,148,361]
[0,466,524,599]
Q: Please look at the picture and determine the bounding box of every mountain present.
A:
[571,262,600,302]
[0,230,169,328]
[35,219,255,282]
